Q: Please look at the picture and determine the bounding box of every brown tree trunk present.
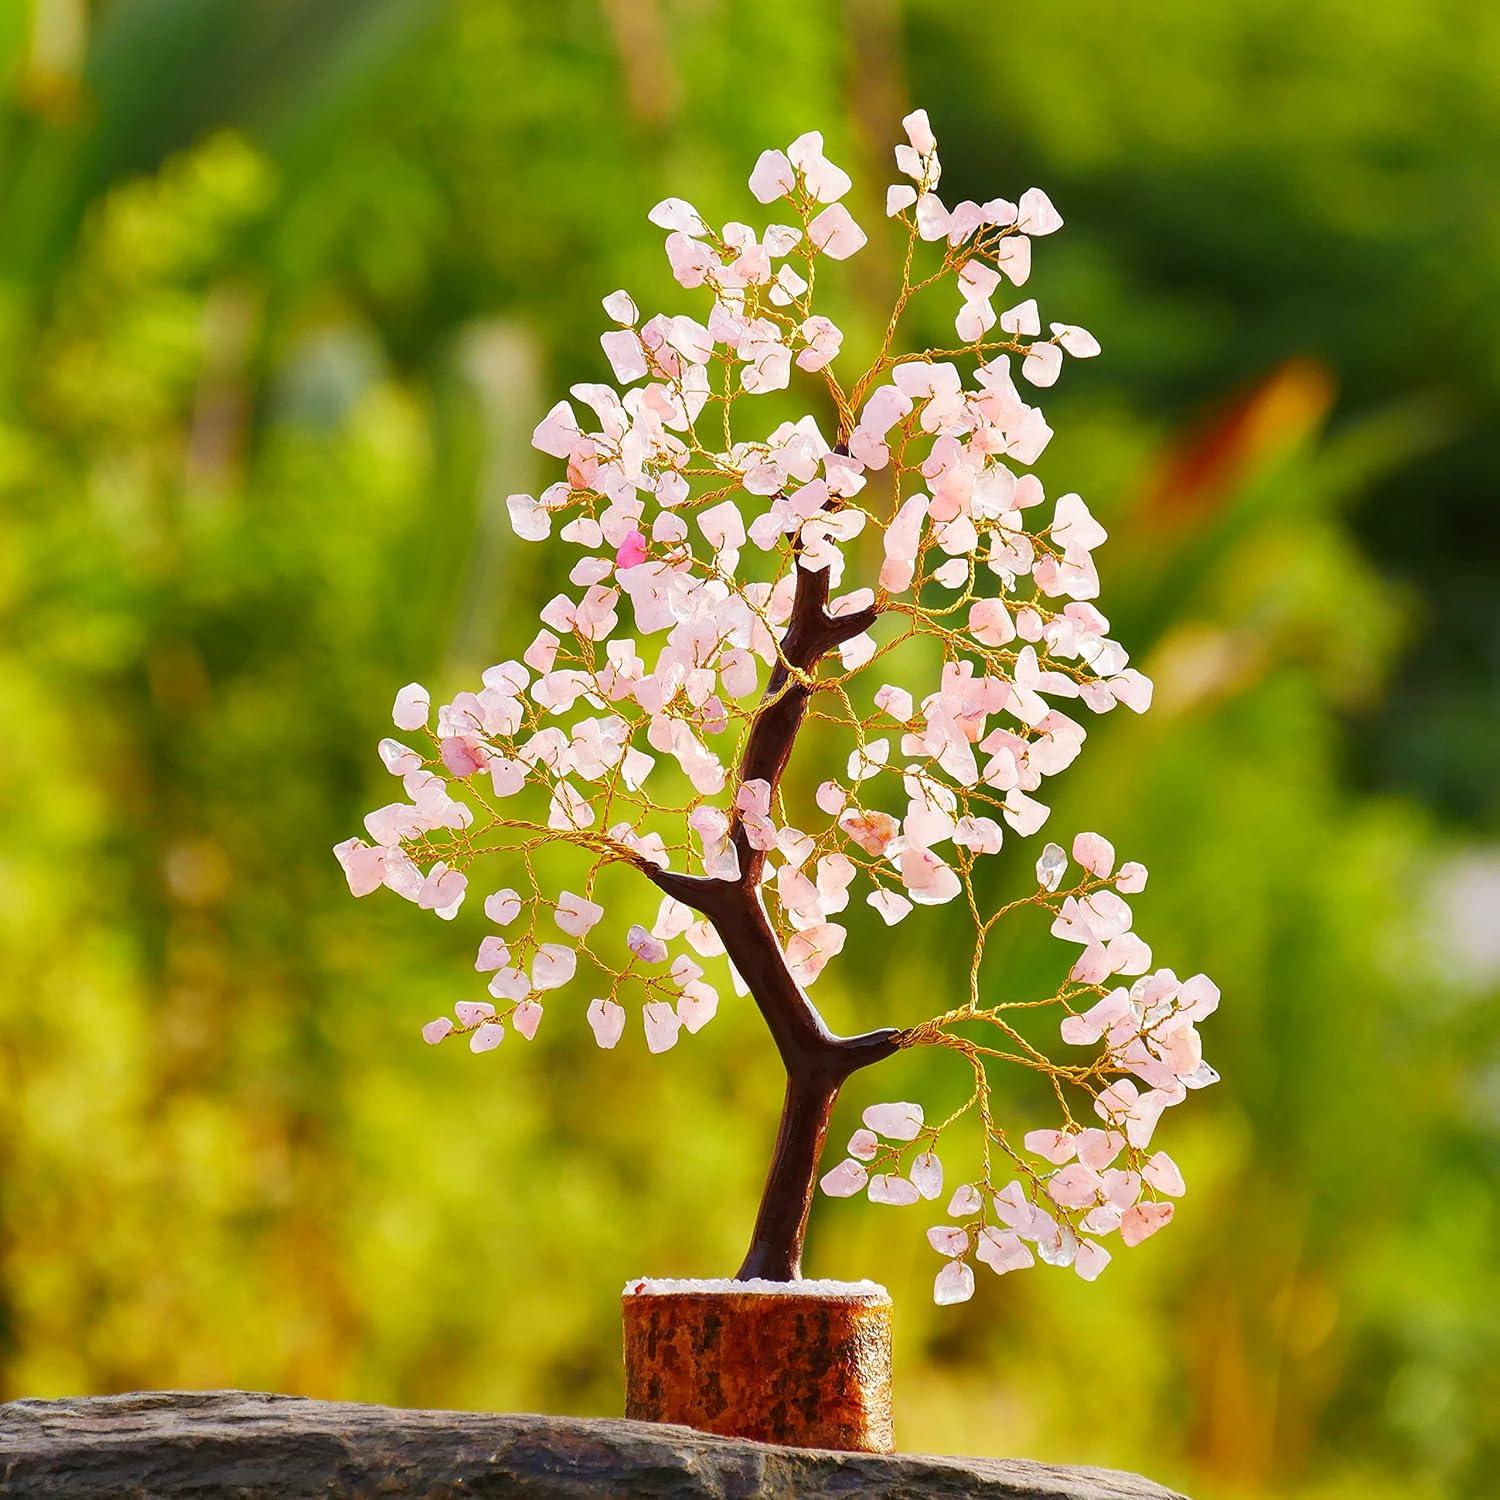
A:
[736,1071,842,1280]
[644,546,898,1281]
[646,872,898,1279]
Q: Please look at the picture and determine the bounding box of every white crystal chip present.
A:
[933,1259,976,1305]
[862,1101,925,1140]
[868,1173,921,1206]
[1036,842,1068,892]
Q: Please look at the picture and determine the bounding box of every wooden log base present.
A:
[622,1278,895,1452]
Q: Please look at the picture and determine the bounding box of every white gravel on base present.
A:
[623,1276,890,1300]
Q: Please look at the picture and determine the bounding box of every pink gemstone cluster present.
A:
[335,109,1219,1303]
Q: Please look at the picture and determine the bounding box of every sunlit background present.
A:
[1,3,1497,1497]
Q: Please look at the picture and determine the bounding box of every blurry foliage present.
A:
[0,3,1496,1498]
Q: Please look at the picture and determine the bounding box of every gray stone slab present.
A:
[0,1390,1188,1498]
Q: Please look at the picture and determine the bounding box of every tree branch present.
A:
[729,559,876,882]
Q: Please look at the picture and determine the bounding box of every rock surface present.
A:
[0,1390,1189,1498]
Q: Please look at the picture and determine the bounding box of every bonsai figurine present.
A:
[336,110,1219,1317]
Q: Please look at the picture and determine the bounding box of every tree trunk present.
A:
[736,1070,842,1280]
[640,547,897,1282]
[686,881,897,1280]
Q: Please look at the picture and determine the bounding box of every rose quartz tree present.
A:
[335,111,1220,1306]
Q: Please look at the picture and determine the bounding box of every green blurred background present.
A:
[1,2,1496,1496]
